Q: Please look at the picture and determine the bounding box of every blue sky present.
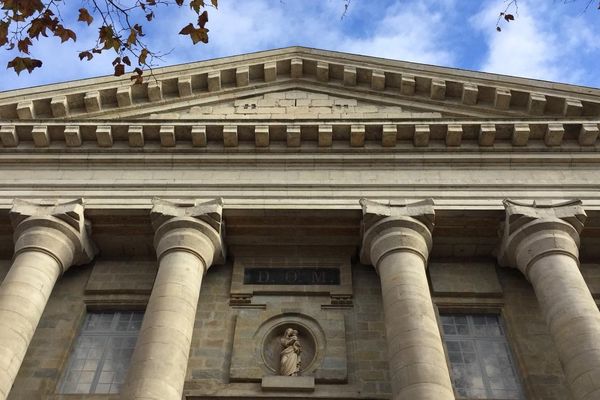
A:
[0,0,598,91]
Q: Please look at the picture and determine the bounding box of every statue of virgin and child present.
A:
[279,328,302,376]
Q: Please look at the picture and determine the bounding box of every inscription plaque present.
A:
[244,268,340,285]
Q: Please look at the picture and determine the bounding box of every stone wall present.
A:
[2,255,590,399]
[150,90,439,120]
[184,261,391,399]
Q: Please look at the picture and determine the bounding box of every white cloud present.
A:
[149,0,454,67]
[336,2,454,65]
[471,0,592,85]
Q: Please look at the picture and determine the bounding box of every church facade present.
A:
[0,47,599,400]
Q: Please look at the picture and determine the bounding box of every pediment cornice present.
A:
[1,47,599,121]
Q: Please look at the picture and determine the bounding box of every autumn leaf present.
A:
[99,25,120,51]
[189,0,206,14]
[175,0,184,5]
[131,74,144,84]
[4,0,44,18]
[78,8,93,25]
[211,0,218,7]
[138,48,149,65]
[0,21,9,46]
[122,56,131,66]
[27,10,59,39]
[7,56,42,74]
[28,18,48,39]
[131,67,144,84]
[78,51,93,61]
[179,23,208,44]
[54,25,76,43]
[198,10,208,28]
[133,24,144,36]
[114,63,125,76]
[127,28,137,46]
[504,13,515,22]
[17,38,32,54]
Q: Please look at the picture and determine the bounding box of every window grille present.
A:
[441,314,523,399]
[59,311,143,394]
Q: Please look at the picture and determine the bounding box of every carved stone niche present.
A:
[262,322,320,376]
[230,312,347,384]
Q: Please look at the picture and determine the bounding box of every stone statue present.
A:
[279,327,302,376]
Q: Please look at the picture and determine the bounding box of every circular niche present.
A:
[256,314,326,376]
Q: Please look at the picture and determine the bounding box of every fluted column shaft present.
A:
[0,200,95,400]
[121,199,225,400]
[360,199,454,400]
[499,199,600,400]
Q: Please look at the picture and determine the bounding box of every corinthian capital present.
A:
[9,199,97,273]
[498,199,587,278]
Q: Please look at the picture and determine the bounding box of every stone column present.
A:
[498,199,600,400]
[121,199,225,400]
[0,199,96,400]
[359,199,454,400]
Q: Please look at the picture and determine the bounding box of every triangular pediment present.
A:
[147,89,442,120]
[1,47,598,121]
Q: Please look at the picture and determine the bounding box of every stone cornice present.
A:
[0,119,598,150]
[1,47,599,120]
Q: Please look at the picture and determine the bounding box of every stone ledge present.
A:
[1,120,598,150]
[261,375,315,392]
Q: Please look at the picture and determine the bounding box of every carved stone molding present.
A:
[497,199,586,279]
[150,198,226,270]
[9,198,97,272]
[1,120,598,150]
[359,198,435,269]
